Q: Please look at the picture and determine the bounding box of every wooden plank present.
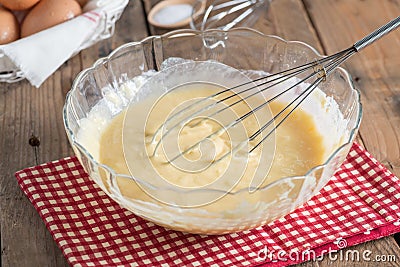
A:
[0,1,149,266]
[299,0,400,266]
[304,0,400,175]
[254,0,323,52]
[0,66,71,267]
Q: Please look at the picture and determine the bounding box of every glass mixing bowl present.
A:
[63,28,362,234]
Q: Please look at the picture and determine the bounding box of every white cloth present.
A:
[0,0,128,88]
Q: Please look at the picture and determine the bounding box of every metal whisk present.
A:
[190,0,268,31]
[152,16,400,165]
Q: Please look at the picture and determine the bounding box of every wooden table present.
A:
[1,0,399,266]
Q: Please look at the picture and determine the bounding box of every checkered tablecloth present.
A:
[15,143,400,266]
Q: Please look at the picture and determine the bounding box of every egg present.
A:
[21,0,82,38]
[76,0,88,7]
[0,6,20,44]
[0,0,40,11]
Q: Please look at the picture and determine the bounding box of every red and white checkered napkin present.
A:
[15,143,400,267]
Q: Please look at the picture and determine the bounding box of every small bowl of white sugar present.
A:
[148,0,206,29]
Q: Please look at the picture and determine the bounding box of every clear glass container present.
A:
[63,28,362,234]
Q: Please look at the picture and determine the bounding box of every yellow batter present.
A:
[98,84,325,209]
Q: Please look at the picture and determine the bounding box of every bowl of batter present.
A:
[63,28,362,234]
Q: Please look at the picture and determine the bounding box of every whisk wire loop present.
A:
[199,0,262,31]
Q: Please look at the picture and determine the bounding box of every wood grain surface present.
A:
[0,1,148,266]
[0,0,399,266]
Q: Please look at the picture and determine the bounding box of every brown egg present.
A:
[0,0,40,11]
[76,0,88,7]
[0,7,20,44]
[13,9,30,24]
[21,0,82,38]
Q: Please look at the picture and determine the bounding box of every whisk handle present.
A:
[353,16,400,51]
